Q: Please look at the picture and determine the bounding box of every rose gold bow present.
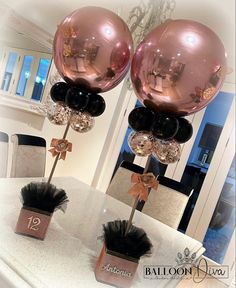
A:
[128,173,158,202]
[48,138,72,160]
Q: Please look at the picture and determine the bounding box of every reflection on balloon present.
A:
[50,82,70,103]
[174,118,193,143]
[153,139,181,164]
[151,114,179,140]
[131,19,227,116]
[47,101,71,125]
[65,87,89,111]
[128,107,155,131]
[110,41,131,73]
[70,111,94,133]
[53,6,133,92]
[128,131,154,157]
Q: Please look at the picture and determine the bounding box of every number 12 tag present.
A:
[15,207,52,240]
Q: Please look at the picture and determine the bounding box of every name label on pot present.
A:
[102,264,132,278]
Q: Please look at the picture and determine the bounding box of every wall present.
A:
[172,0,235,86]
[188,91,235,165]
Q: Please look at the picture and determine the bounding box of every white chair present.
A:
[142,175,193,229]
[10,134,46,178]
[106,161,144,208]
[107,161,192,229]
[0,131,9,178]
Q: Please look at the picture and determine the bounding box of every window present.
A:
[16,55,33,96]
[31,58,51,101]
[1,52,18,91]
[0,47,52,102]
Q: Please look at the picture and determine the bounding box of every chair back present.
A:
[106,161,144,207]
[10,134,46,178]
[142,175,192,229]
[0,131,9,178]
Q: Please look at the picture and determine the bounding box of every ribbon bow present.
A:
[128,173,158,202]
[49,138,72,160]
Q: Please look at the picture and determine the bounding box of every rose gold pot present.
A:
[95,245,139,288]
[15,206,52,240]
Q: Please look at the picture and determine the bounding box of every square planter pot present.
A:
[15,206,52,240]
[95,245,139,288]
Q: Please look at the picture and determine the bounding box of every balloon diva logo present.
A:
[128,19,227,164]
[144,248,229,281]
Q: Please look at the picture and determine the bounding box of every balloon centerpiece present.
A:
[120,20,227,272]
[15,6,134,242]
[128,19,227,165]
[44,6,133,186]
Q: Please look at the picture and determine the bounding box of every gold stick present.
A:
[125,154,151,235]
[47,119,71,186]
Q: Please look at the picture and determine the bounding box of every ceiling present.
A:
[0,0,235,85]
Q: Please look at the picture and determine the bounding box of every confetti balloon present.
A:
[128,131,154,157]
[70,111,94,133]
[153,139,181,164]
[54,6,133,93]
[47,101,71,125]
[131,19,227,116]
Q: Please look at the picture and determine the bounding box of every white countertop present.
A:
[0,177,205,288]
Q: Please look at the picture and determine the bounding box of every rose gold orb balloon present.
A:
[128,131,154,157]
[53,6,133,93]
[131,20,227,116]
[153,139,181,164]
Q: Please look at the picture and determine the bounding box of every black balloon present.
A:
[128,107,155,131]
[151,114,179,140]
[50,82,70,103]
[65,87,89,111]
[174,118,193,143]
[86,93,106,117]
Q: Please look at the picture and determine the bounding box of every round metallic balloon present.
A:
[153,139,181,164]
[151,114,179,140]
[174,117,193,143]
[70,111,94,133]
[47,101,71,125]
[131,19,227,116]
[50,82,70,103]
[53,6,133,93]
[65,86,89,111]
[128,107,155,131]
[128,131,154,157]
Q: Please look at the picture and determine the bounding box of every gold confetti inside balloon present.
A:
[128,131,154,156]
[70,111,94,133]
[47,101,71,125]
[153,139,181,164]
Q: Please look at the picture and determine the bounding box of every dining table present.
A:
[0,177,205,288]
